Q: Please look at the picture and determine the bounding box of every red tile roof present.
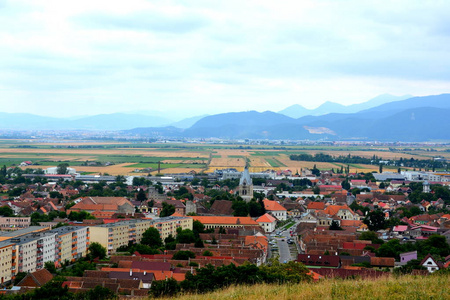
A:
[263,199,287,211]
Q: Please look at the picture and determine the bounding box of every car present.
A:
[287,240,294,244]
[281,239,285,242]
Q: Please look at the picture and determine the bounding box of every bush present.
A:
[172,250,196,260]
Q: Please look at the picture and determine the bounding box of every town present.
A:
[0,159,449,298]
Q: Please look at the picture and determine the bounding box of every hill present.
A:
[169,275,449,300]
[279,94,412,118]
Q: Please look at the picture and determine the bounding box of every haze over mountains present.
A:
[278,94,412,118]
[1,93,450,141]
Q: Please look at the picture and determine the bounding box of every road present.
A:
[269,218,302,263]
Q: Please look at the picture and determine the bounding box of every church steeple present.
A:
[238,166,253,202]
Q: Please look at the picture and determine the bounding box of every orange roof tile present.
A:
[256,213,277,223]
[307,202,326,210]
[190,216,258,226]
[263,199,287,211]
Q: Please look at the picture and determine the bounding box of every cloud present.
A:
[0,0,449,118]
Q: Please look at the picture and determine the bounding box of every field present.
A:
[171,275,449,300]
[0,140,448,175]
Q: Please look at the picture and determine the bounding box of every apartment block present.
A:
[0,217,31,231]
[89,217,193,255]
[0,241,14,284]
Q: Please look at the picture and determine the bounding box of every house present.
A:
[263,199,287,221]
[420,254,443,273]
[189,216,260,230]
[256,213,277,233]
[399,251,417,266]
[17,269,53,288]
[323,204,359,221]
[307,201,326,213]
[296,254,341,268]
[370,257,395,269]
[68,197,134,215]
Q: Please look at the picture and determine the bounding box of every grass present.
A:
[266,157,287,168]
[171,275,450,300]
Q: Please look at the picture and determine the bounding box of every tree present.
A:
[151,278,180,298]
[329,220,343,230]
[136,189,147,202]
[44,261,57,274]
[379,164,383,173]
[172,250,196,260]
[313,185,320,195]
[202,250,213,256]
[232,200,249,216]
[0,205,14,217]
[341,179,350,190]
[192,220,205,238]
[160,202,176,217]
[176,228,196,244]
[359,231,384,244]
[89,242,107,259]
[56,163,69,175]
[141,227,163,248]
[363,210,386,231]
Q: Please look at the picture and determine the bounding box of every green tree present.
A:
[56,163,69,175]
[44,261,57,274]
[136,188,147,202]
[0,205,14,217]
[359,231,384,244]
[89,242,107,259]
[363,210,386,231]
[176,228,196,244]
[202,250,213,256]
[192,220,205,238]
[341,179,350,190]
[141,227,163,248]
[172,250,196,260]
[151,278,180,298]
[232,200,249,216]
[160,202,176,217]
[329,220,343,230]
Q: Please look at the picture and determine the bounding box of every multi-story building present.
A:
[52,226,89,265]
[89,217,193,255]
[0,241,14,285]
[13,238,38,274]
[0,217,31,231]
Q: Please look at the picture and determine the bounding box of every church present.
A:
[237,166,253,202]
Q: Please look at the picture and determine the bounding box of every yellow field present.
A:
[1,141,448,176]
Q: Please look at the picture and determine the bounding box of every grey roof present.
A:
[240,167,252,185]
[373,173,406,181]
[0,226,49,238]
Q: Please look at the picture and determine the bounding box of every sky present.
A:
[0,0,449,121]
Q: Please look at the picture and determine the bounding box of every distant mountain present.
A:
[278,94,412,118]
[360,94,450,113]
[278,104,310,118]
[71,113,172,130]
[170,115,209,129]
[0,112,172,130]
[344,94,412,113]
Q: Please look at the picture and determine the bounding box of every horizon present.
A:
[1,1,449,119]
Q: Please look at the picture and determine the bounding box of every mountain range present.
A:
[278,94,412,118]
[1,93,450,141]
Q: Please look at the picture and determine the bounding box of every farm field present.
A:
[0,140,447,175]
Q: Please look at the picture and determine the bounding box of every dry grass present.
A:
[172,275,449,300]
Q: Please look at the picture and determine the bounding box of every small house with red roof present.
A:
[263,199,287,221]
[256,213,277,233]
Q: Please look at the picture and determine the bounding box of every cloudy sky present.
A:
[0,0,449,120]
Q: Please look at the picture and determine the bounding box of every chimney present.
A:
[130,269,132,276]
[144,271,146,276]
